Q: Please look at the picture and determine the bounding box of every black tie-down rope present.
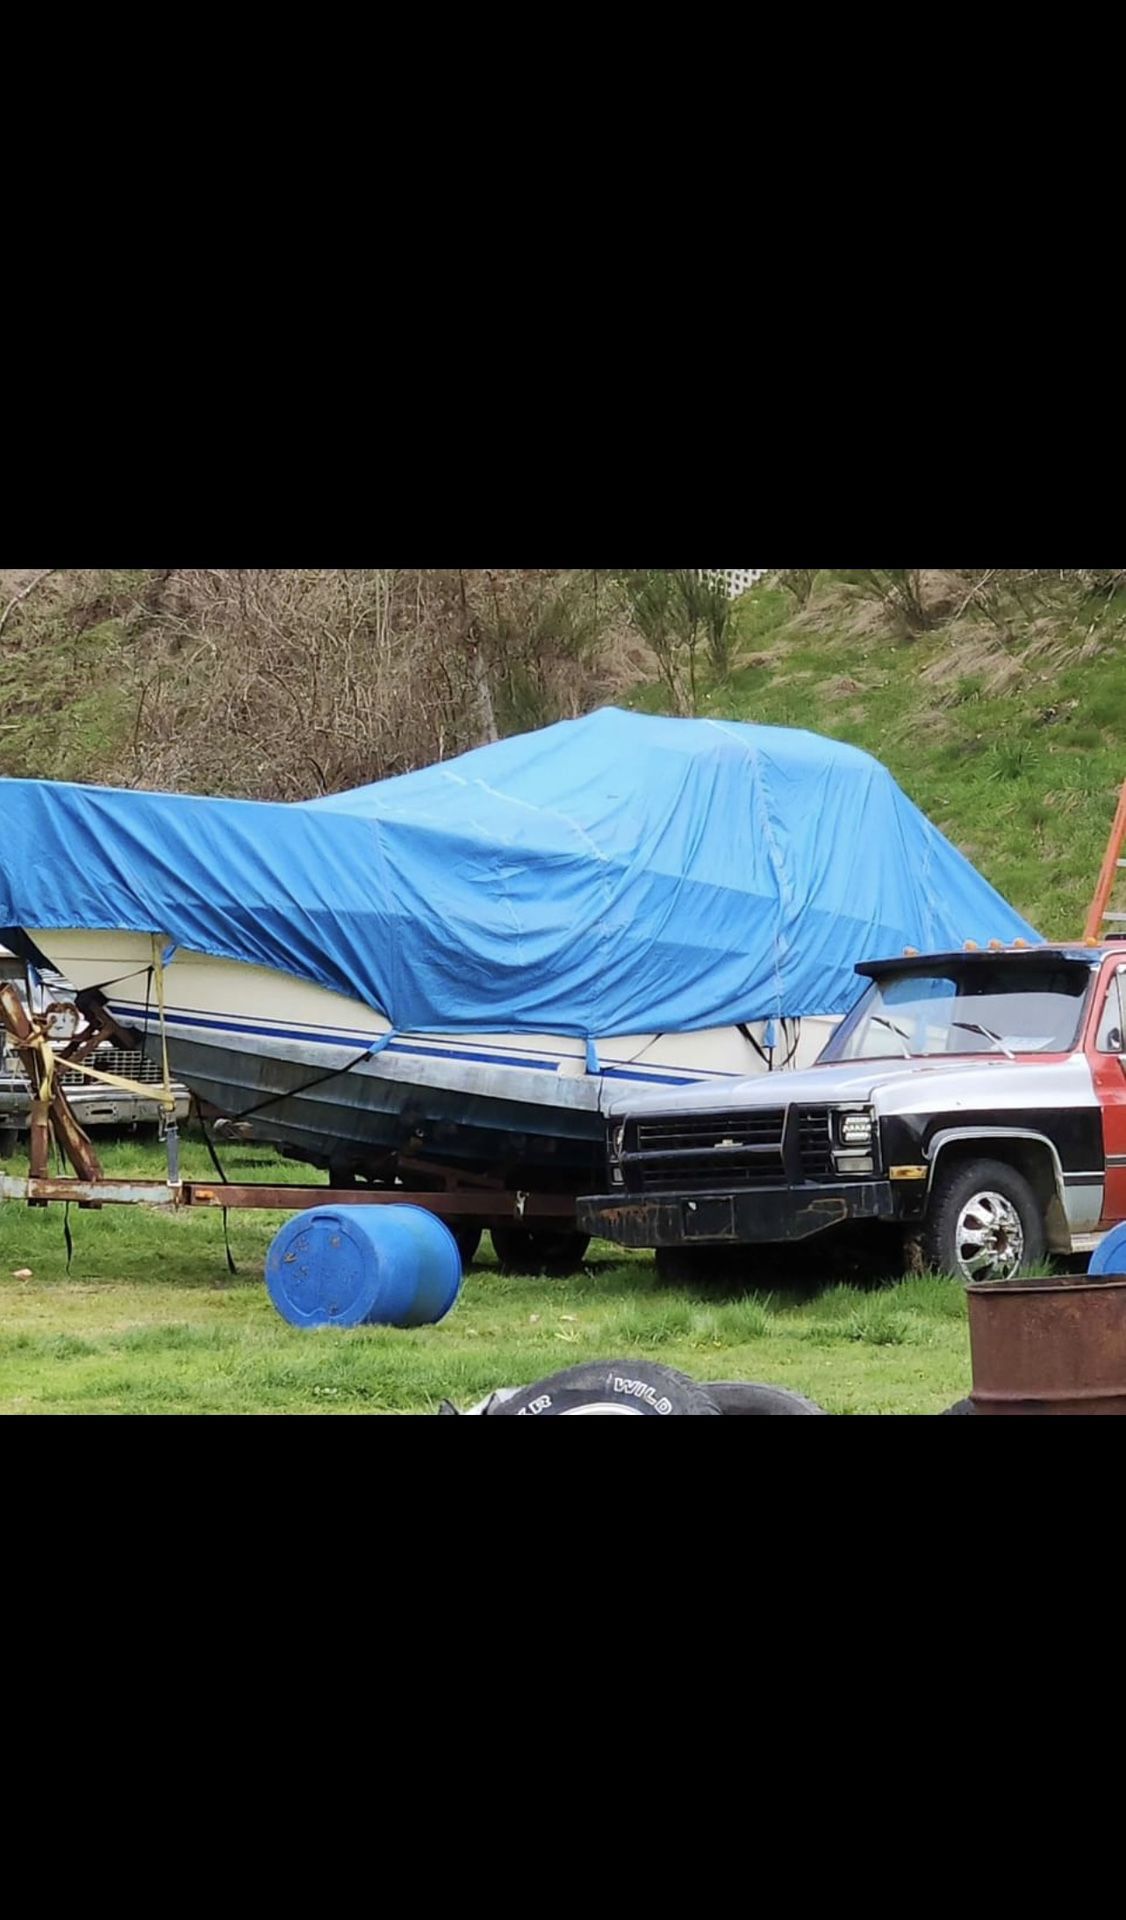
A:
[111,964,371,1275]
[738,1020,803,1074]
[195,1099,238,1278]
[191,1047,382,1278]
[66,969,374,1278]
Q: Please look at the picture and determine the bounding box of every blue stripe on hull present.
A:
[107,999,730,1088]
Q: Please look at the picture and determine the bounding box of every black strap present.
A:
[195,1099,237,1277]
[730,1021,768,1067]
[195,1050,375,1277]
[232,1046,379,1125]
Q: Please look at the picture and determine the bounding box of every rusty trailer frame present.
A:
[0,979,580,1229]
[0,1172,576,1220]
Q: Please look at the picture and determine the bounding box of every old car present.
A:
[0,947,189,1155]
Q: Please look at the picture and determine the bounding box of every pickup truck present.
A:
[578,945,1126,1284]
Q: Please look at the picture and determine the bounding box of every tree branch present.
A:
[0,568,59,639]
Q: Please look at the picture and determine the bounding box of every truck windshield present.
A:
[823,961,1093,1062]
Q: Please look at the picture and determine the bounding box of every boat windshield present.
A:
[823,960,1093,1063]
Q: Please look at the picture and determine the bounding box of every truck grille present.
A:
[625,1110,787,1192]
[797,1108,835,1182]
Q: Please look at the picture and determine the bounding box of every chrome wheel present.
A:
[954,1190,1025,1282]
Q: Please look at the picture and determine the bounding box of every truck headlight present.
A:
[839,1112,874,1148]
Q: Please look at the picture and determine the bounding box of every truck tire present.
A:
[491,1359,722,1416]
[490,1226,591,1275]
[923,1156,1046,1284]
[704,1381,829,1416]
[0,1125,18,1160]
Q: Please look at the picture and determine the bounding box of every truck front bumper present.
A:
[578,1181,923,1249]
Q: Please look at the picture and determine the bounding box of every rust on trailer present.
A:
[182,1183,576,1218]
[0,1173,577,1220]
[967,1274,1126,1415]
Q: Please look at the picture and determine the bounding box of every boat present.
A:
[11,929,834,1188]
[0,710,1038,1195]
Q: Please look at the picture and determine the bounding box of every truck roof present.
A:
[856,944,1115,979]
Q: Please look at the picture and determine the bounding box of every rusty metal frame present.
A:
[0,983,580,1227]
[0,1172,577,1220]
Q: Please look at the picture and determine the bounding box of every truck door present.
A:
[1090,963,1126,1226]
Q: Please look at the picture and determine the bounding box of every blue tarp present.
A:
[0,710,1039,1037]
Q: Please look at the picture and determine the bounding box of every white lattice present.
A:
[700,569,767,598]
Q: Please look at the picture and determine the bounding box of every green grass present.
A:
[0,1137,974,1415]
[630,573,1126,939]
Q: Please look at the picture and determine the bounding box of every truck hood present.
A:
[605,1053,1096,1119]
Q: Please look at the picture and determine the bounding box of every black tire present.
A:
[704,1381,829,1416]
[490,1225,591,1275]
[923,1156,1046,1285]
[452,1225,483,1268]
[0,1125,19,1160]
[941,1398,977,1416]
[491,1359,722,1417]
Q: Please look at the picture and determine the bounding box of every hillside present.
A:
[2,567,1124,938]
[706,572,1126,939]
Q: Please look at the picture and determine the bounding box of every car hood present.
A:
[605,1053,1096,1119]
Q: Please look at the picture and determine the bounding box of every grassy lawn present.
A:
[0,1135,974,1415]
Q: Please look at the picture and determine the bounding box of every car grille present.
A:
[61,1049,164,1088]
[797,1107,835,1182]
[625,1110,787,1192]
[4,1049,166,1092]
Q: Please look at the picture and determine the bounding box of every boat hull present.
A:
[25,929,839,1184]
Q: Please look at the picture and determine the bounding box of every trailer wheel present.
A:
[704,1381,829,1416]
[0,1125,19,1160]
[452,1225,483,1268]
[491,1359,721,1416]
[490,1225,591,1275]
[924,1157,1046,1284]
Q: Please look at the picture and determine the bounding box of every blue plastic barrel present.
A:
[1090,1222,1126,1278]
[265,1205,463,1329]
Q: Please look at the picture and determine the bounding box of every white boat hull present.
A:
[26,929,840,1184]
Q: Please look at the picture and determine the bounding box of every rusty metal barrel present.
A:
[967,1271,1126,1415]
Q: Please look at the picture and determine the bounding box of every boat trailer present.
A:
[0,979,576,1232]
[0,1170,575,1220]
